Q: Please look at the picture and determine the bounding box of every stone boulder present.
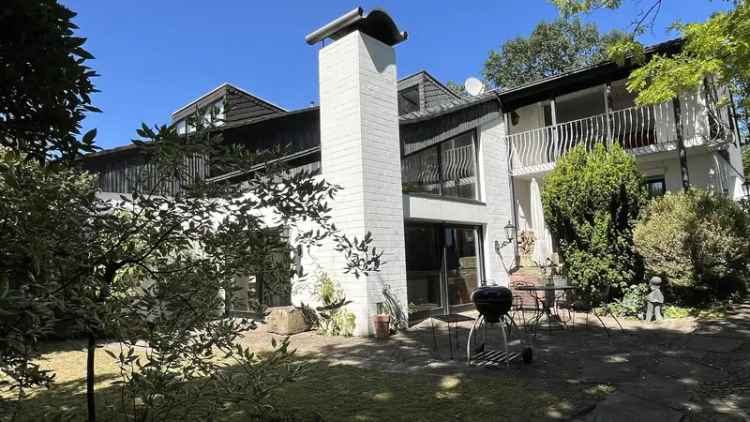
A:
[266,306,310,335]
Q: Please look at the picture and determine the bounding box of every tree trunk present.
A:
[87,332,97,422]
[672,96,690,192]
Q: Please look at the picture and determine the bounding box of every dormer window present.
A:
[399,85,420,115]
[175,119,187,135]
[203,98,225,126]
[174,98,225,135]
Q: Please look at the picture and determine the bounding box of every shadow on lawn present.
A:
[5,302,750,421]
[272,302,750,421]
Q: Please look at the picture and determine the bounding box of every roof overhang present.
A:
[498,38,684,110]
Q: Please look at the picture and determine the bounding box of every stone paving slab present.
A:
[580,359,643,384]
[618,374,698,412]
[679,335,743,353]
[582,391,684,422]
[649,356,726,384]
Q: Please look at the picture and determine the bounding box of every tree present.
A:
[445,80,468,97]
[552,0,750,189]
[542,144,647,304]
[0,0,100,164]
[0,2,384,421]
[0,148,100,419]
[1,106,383,422]
[482,17,627,89]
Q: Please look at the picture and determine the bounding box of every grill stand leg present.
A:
[447,321,454,360]
[466,315,484,364]
[500,317,509,366]
[431,318,438,352]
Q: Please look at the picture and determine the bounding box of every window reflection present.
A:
[401,131,478,200]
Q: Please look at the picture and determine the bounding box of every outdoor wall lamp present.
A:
[494,221,516,254]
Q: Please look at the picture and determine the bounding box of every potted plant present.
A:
[373,312,391,339]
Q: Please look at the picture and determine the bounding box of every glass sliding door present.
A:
[444,226,481,310]
[405,223,483,321]
[405,224,444,319]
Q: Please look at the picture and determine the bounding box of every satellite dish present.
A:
[464,77,485,96]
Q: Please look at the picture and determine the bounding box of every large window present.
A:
[401,131,479,200]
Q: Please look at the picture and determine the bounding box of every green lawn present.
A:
[1,341,581,422]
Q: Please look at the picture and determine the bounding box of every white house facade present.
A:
[81,7,746,336]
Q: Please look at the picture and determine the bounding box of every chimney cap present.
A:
[305,7,407,46]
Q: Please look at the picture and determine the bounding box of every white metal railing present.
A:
[401,143,476,195]
[507,99,712,173]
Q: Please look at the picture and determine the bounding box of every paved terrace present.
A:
[241,302,750,421]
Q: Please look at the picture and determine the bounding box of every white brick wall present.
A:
[315,30,407,336]
[478,119,515,286]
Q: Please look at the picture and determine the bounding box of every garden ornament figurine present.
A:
[645,276,664,321]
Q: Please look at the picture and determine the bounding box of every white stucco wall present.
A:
[508,103,543,135]
[638,149,728,194]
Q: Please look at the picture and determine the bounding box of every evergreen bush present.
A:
[634,189,750,303]
[542,143,647,304]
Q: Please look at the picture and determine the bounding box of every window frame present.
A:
[401,129,481,201]
[645,175,666,198]
[398,85,420,115]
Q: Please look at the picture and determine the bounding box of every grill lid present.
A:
[471,286,513,323]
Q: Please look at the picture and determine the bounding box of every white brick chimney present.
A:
[308,9,408,335]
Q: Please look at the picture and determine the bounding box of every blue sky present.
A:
[62,1,728,150]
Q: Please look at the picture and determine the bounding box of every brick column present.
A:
[317,30,407,336]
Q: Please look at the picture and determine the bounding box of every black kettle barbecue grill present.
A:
[467,286,533,367]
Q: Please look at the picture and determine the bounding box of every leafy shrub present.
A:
[634,189,750,304]
[315,273,356,336]
[608,283,649,318]
[662,304,729,320]
[542,144,647,304]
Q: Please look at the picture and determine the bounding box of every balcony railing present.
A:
[401,143,478,199]
[507,100,713,174]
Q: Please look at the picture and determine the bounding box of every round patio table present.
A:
[514,285,577,331]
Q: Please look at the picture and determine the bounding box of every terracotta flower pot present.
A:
[373,314,391,339]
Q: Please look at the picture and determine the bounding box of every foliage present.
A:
[607,283,649,318]
[1,343,580,421]
[663,303,729,320]
[0,4,384,417]
[552,0,749,145]
[380,284,408,331]
[445,80,468,97]
[633,189,750,303]
[0,148,100,409]
[542,144,647,304]
[482,17,627,89]
[0,0,99,163]
[108,337,305,421]
[314,273,356,337]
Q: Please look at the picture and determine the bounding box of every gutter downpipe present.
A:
[504,107,520,274]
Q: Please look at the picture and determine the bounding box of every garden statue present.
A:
[644,276,664,321]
